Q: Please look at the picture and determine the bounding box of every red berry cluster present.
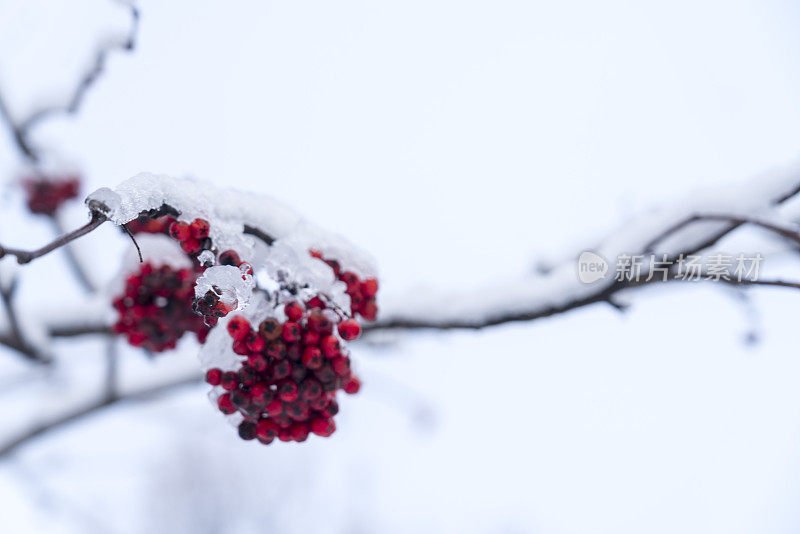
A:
[112,263,210,351]
[125,214,174,235]
[309,250,378,320]
[166,218,211,256]
[205,300,362,445]
[22,175,80,216]
[125,214,213,259]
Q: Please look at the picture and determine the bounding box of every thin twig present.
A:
[0,372,201,459]
[0,5,140,163]
[243,224,276,246]
[122,223,143,262]
[49,215,98,292]
[0,212,107,264]
[0,274,49,363]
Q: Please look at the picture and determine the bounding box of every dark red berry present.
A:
[246,332,266,352]
[227,316,251,341]
[306,296,326,310]
[282,321,300,342]
[219,249,241,266]
[238,421,257,440]
[302,346,324,370]
[338,319,361,341]
[310,417,335,437]
[247,353,267,372]
[277,380,298,402]
[321,335,341,358]
[190,218,210,239]
[218,393,236,414]
[221,371,239,391]
[360,278,379,298]
[259,318,282,341]
[180,237,202,254]
[168,221,191,241]
[344,376,361,394]
[205,368,223,386]
[284,301,304,321]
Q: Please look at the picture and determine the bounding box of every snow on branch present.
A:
[369,162,800,331]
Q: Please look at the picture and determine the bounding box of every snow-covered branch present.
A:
[369,163,800,332]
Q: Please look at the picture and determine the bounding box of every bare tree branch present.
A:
[368,174,800,332]
[0,372,201,459]
[48,215,98,292]
[0,274,49,363]
[0,212,107,265]
[0,4,140,163]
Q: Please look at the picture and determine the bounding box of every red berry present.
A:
[265,399,284,417]
[282,321,300,342]
[331,356,350,376]
[266,340,287,360]
[259,318,282,341]
[299,377,323,400]
[190,218,210,239]
[246,332,266,352]
[321,335,341,358]
[307,311,333,335]
[341,271,360,293]
[290,422,310,442]
[270,359,292,380]
[221,371,238,391]
[306,296,326,310]
[284,301,304,321]
[360,300,377,321]
[302,346,324,370]
[277,380,299,402]
[250,383,273,406]
[256,419,279,442]
[338,319,361,341]
[302,330,321,346]
[218,250,241,266]
[360,278,379,298]
[227,316,251,341]
[344,376,361,394]
[205,368,223,386]
[180,237,202,254]
[310,417,336,437]
[238,421,257,440]
[217,393,236,414]
[247,353,267,372]
[168,221,191,241]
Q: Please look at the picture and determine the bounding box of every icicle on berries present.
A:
[112,263,210,351]
[205,299,363,445]
[22,175,80,216]
[309,250,379,320]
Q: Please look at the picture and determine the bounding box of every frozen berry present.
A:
[284,301,304,321]
[338,319,361,341]
[190,218,210,239]
[227,316,251,341]
[205,368,223,386]
[168,221,191,241]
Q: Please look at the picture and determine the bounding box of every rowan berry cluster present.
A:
[22,175,80,216]
[205,299,362,445]
[310,250,378,320]
[112,263,210,351]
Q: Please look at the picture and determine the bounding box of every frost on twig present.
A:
[370,161,800,331]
